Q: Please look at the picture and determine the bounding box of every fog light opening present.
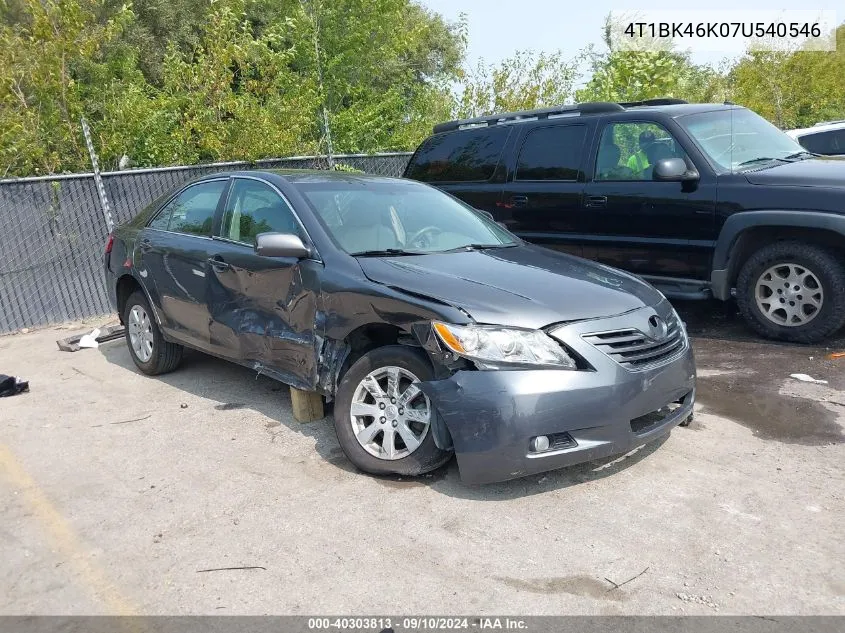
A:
[530,435,550,453]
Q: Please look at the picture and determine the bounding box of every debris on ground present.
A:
[0,374,29,397]
[828,352,845,360]
[196,566,267,573]
[78,328,101,349]
[676,592,719,610]
[789,373,828,384]
[57,324,125,352]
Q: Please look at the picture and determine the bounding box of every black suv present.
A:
[405,99,845,343]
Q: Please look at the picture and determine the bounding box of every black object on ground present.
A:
[0,374,29,397]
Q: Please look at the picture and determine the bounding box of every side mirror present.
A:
[653,158,699,182]
[255,232,310,259]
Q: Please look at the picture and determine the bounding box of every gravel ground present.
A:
[1,303,843,615]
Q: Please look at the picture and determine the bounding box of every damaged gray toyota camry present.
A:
[104,170,695,484]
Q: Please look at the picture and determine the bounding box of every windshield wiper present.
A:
[783,150,816,160]
[350,248,424,257]
[737,157,782,167]
[443,242,519,252]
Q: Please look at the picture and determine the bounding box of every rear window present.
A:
[405,127,510,182]
[516,125,587,181]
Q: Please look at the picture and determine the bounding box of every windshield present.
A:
[678,108,806,171]
[298,180,517,255]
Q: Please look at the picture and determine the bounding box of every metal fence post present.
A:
[80,117,115,233]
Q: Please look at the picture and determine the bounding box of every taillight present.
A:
[105,234,114,255]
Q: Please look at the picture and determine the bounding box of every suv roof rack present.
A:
[432,102,624,134]
[432,98,692,134]
[619,98,689,107]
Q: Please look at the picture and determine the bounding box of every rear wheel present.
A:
[123,291,183,375]
[333,345,452,476]
[736,241,845,343]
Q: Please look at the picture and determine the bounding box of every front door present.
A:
[500,123,590,258]
[581,120,716,280]
[206,177,319,387]
[140,178,228,350]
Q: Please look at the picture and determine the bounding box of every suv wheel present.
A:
[124,291,183,375]
[333,345,452,477]
[736,241,845,343]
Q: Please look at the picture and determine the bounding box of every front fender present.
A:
[710,211,845,300]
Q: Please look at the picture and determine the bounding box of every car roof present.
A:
[192,169,404,186]
[787,121,845,137]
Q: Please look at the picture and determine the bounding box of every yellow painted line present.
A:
[0,443,138,615]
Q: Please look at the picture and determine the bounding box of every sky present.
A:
[420,0,841,80]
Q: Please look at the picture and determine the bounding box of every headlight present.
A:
[433,322,577,369]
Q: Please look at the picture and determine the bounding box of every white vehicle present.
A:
[786,120,845,157]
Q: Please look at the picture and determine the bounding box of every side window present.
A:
[405,127,510,182]
[152,180,226,236]
[515,125,587,181]
[595,122,689,182]
[799,130,845,155]
[220,179,302,245]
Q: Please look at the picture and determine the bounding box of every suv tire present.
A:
[736,241,845,343]
[333,345,452,477]
[123,291,183,375]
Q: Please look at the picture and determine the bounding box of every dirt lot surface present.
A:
[1,302,844,615]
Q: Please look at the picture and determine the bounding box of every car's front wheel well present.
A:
[337,323,415,381]
[727,226,845,288]
[116,275,143,324]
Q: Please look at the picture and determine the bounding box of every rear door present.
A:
[205,177,320,387]
[139,178,228,350]
[499,122,591,257]
[404,126,511,214]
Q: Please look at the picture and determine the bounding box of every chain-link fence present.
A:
[0,153,412,333]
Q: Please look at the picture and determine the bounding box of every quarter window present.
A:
[515,125,587,181]
[220,179,302,244]
[150,180,226,236]
[405,127,510,182]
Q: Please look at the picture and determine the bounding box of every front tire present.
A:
[123,291,183,375]
[736,241,845,343]
[333,345,452,477]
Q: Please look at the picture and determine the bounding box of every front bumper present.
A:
[418,304,696,484]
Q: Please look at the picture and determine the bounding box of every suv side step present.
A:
[640,275,712,300]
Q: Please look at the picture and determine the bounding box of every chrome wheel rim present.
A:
[127,305,154,362]
[349,366,431,460]
[755,263,823,327]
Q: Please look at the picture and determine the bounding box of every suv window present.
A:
[595,122,689,181]
[405,127,509,182]
[798,129,845,155]
[150,180,226,236]
[515,125,587,181]
[220,179,302,244]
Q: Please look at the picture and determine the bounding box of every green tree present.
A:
[454,50,579,118]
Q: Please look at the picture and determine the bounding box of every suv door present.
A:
[141,178,228,350]
[581,120,716,280]
[205,177,319,387]
[500,123,590,257]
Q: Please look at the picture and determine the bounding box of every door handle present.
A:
[139,238,152,252]
[510,195,528,208]
[585,195,608,208]
[207,256,231,271]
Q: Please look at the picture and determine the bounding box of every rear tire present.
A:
[123,291,183,375]
[333,345,452,477]
[736,241,845,343]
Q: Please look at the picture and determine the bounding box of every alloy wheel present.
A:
[127,304,154,362]
[349,366,431,460]
[755,263,823,327]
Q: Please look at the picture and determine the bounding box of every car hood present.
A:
[744,157,845,188]
[357,244,664,329]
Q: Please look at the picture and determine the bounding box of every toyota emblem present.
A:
[648,315,669,341]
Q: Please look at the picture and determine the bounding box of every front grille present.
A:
[583,313,685,370]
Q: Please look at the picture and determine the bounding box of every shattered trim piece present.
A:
[57,325,126,352]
